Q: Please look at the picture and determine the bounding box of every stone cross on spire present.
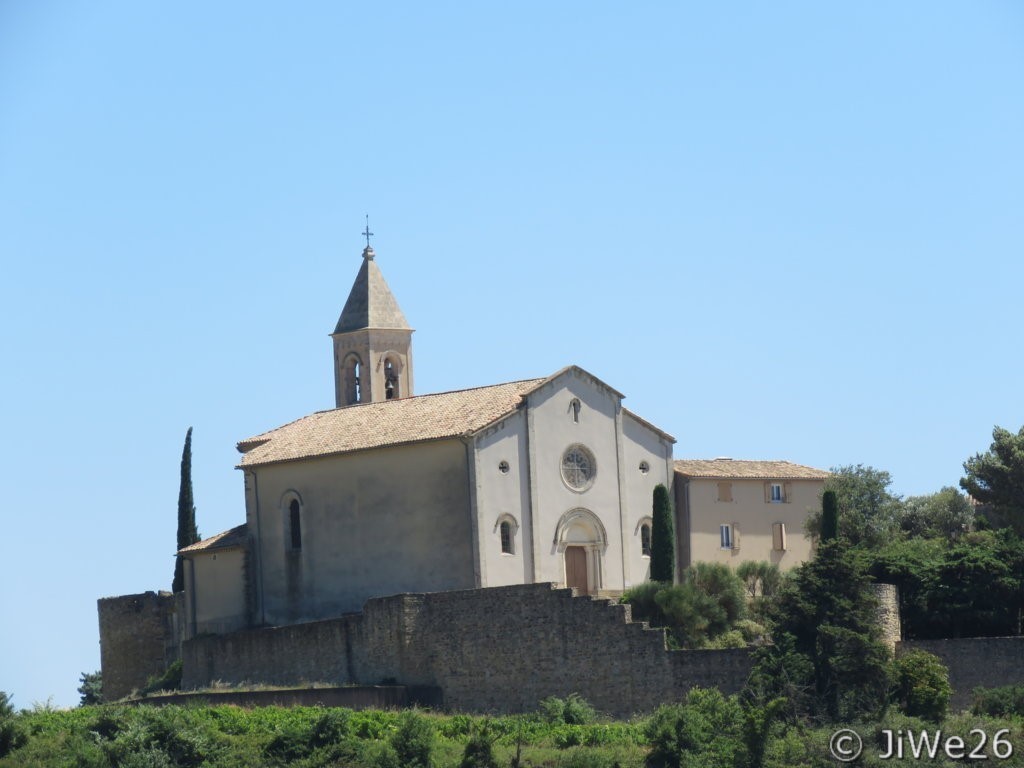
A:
[361,215,374,259]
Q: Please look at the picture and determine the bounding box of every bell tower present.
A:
[331,228,414,408]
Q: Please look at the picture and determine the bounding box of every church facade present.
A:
[177,243,678,638]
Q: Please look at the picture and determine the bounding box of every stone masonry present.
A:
[180,583,754,718]
[97,591,178,701]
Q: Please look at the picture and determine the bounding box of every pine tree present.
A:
[651,484,675,583]
[172,427,200,593]
[821,490,839,542]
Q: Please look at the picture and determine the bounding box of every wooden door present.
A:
[565,546,589,594]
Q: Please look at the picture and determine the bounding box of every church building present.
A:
[177,242,677,638]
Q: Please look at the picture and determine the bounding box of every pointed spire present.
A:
[333,225,410,333]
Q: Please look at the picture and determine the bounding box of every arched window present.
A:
[384,357,399,400]
[640,523,652,557]
[495,514,519,555]
[569,398,581,423]
[343,355,362,405]
[289,498,302,550]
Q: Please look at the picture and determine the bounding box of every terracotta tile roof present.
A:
[179,524,248,555]
[237,379,543,467]
[674,459,830,480]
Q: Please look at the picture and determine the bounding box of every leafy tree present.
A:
[809,465,903,548]
[172,427,200,593]
[864,537,944,639]
[753,540,891,722]
[736,561,782,599]
[890,649,952,721]
[898,487,974,541]
[650,484,675,583]
[645,688,745,768]
[739,696,788,768]
[867,529,1024,639]
[0,692,26,758]
[929,530,1022,638]
[623,563,746,647]
[736,561,783,625]
[961,425,1024,534]
[77,671,102,706]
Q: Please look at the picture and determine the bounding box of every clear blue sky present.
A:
[1,2,1021,708]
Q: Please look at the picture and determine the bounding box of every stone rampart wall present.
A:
[898,637,1024,711]
[181,583,754,718]
[98,592,178,701]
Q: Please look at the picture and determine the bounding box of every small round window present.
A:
[561,444,596,491]
[639,461,650,475]
[498,460,510,474]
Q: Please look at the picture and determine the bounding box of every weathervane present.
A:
[362,215,374,248]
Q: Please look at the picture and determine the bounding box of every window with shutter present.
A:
[772,522,787,551]
[717,482,732,502]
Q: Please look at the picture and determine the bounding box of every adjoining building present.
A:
[673,458,831,571]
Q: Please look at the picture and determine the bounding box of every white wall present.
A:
[621,413,672,588]
[473,410,531,587]
[524,370,625,593]
[248,439,476,624]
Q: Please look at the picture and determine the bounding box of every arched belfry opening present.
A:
[343,354,362,405]
[384,357,398,399]
[330,228,414,408]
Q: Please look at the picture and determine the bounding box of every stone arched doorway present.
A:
[553,508,608,596]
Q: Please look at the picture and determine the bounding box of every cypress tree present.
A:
[821,490,839,543]
[650,484,675,583]
[172,427,200,593]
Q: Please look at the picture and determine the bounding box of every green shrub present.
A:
[264,721,313,762]
[623,565,747,648]
[620,582,665,625]
[371,741,401,768]
[559,747,621,767]
[140,659,183,695]
[540,694,598,725]
[119,745,175,768]
[733,619,768,644]
[890,650,952,721]
[145,706,218,768]
[389,710,434,768]
[972,683,1024,717]
[705,630,747,649]
[644,688,745,768]
[460,720,499,768]
[310,707,351,748]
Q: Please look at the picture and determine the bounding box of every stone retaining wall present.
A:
[181,583,754,717]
